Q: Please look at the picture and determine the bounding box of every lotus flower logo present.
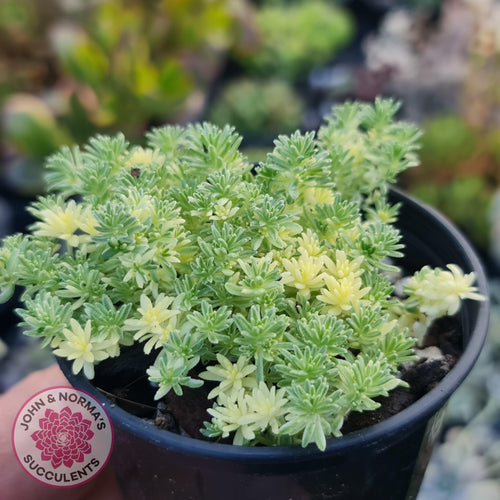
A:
[30,406,94,469]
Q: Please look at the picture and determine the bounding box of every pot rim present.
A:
[57,188,490,463]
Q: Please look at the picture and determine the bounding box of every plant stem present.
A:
[255,351,264,384]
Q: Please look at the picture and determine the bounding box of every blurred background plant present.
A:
[207,78,303,141]
[0,0,255,196]
[0,0,359,195]
[233,0,354,81]
[363,0,500,259]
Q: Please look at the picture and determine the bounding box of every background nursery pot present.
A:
[56,188,490,500]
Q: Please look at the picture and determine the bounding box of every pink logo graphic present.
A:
[31,406,94,469]
[12,386,113,488]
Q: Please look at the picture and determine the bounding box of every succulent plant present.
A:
[0,98,484,451]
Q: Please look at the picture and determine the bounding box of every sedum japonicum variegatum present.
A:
[0,98,485,450]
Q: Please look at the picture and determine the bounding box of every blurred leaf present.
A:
[63,93,96,143]
[133,61,160,96]
[51,25,109,87]
[3,94,69,158]
[158,60,193,100]
[413,176,493,249]
[420,115,478,170]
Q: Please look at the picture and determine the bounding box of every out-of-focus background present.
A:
[1,1,500,497]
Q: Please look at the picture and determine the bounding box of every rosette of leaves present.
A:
[0,98,484,450]
[237,0,354,81]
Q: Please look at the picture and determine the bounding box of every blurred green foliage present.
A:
[412,177,494,250]
[486,128,500,166]
[419,115,478,171]
[237,0,354,81]
[3,95,70,158]
[53,0,258,135]
[404,113,500,250]
[0,0,58,98]
[2,0,253,137]
[0,1,254,189]
[208,78,303,138]
[1,0,355,195]
[0,0,357,197]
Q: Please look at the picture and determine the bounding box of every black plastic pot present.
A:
[57,188,490,500]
